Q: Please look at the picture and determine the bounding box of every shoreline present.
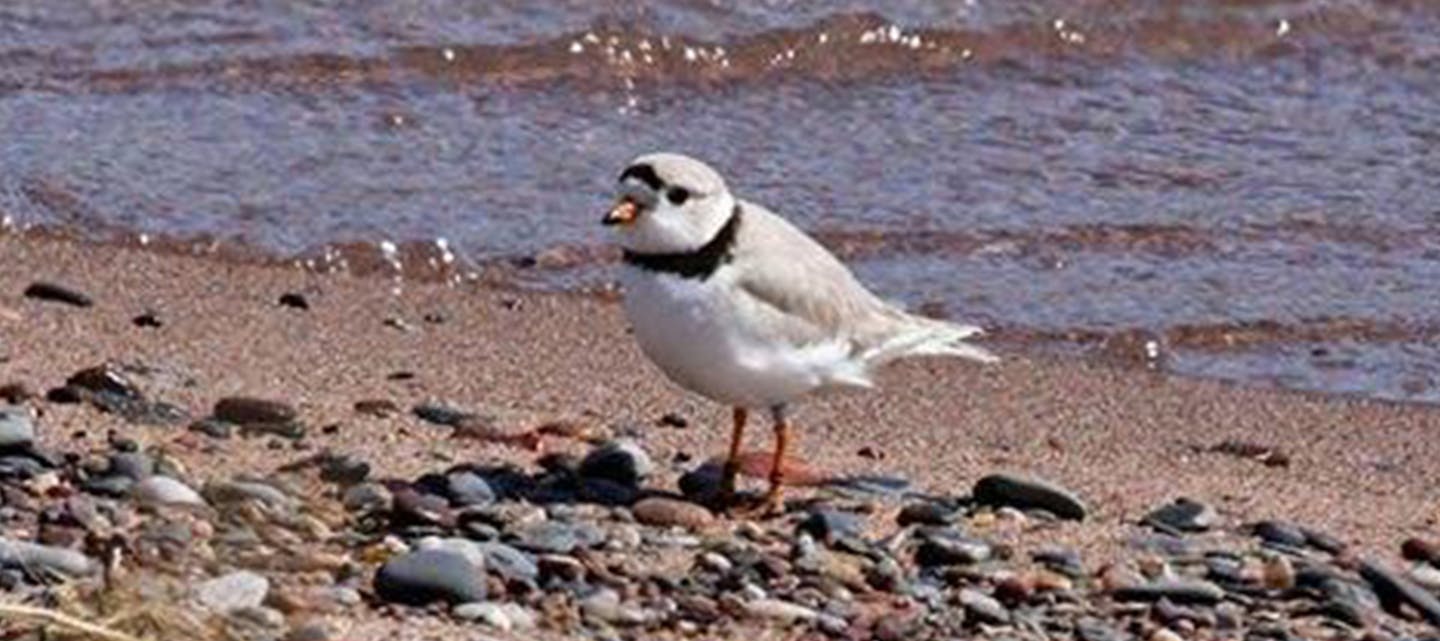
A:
[3,232,1439,639]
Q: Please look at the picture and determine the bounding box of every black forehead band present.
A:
[618,163,665,191]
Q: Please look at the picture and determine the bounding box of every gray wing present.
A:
[726,202,908,351]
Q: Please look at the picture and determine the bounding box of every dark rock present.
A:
[678,461,725,503]
[1112,579,1225,604]
[131,311,163,328]
[189,418,234,439]
[67,364,140,399]
[353,399,398,418]
[972,473,1087,521]
[318,454,369,485]
[214,397,298,425]
[1359,559,1440,626]
[24,282,92,307]
[374,549,485,606]
[391,488,454,527]
[576,478,640,506]
[0,407,35,450]
[342,483,392,513]
[82,475,134,497]
[1143,498,1217,533]
[897,501,958,527]
[1253,520,1308,547]
[1032,546,1086,578]
[1301,526,1346,554]
[578,440,652,486]
[798,508,865,546]
[412,403,475,427]
[915,532,992,567]
[0,455,47,479]
[241,421,306,440]
[278,293,310,310]
[659,412,688,428]
[1403,538,1440,566]
[108,451,154,480]
[0,383,32,404]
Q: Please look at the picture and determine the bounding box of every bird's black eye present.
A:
[666,187,691,205]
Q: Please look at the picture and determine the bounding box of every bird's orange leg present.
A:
[759,408,790,515]
[721,407,747,501]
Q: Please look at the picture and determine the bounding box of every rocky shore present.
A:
[2,234,1439,641]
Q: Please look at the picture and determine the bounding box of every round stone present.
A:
[133,476,207,507]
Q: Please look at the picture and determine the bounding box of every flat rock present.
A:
[0,407,34,451]
[443,471,495,507]
[1144,498,1218,533]
[214,397,298,425]
[743,598,818,623]
[0,538,94,577]
[474,542,539,584]
[958,588,1010,624]
[1112,579,1225,604]
[1360,559,1440,626]
[374,549,486,606]
[973,473,1088,521]
[196,571,270,613]
[632,497,714,529]
[133,475,207,507]
[24,282,92,307]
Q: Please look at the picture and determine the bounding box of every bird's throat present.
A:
[622,205,742,280]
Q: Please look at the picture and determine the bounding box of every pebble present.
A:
[957,588,1010,624]
[513,520,602,554]
[743,598,819,623]
[1253,520,1308,547]
[342,482,393,513]
[195,570,270,613]
[972,472,1088,521]
[1111,579,1226,604]
[189,418,234,439]
[0,538,94,577]
[678,461,725,503]
[412,403,476,427]
[318,454,369,485]
[1403,538,1440,565]
[132,475,207,507]
[897,501,958,526]
[475,542,539,584]
[1359,559,1440,626]
[278,292,310,309]
[67,364,140,399]
[82,474,134,497]
[453,602,513,629]
[1144,498,1218,533]
[915,529,992,566]
[580,588,650,625]
[24,281,92,307]
[205,479,295,509]
[0,407,34,450]
[108,451,155,480]
[443,471,495,507]
[798,508,865,546]
[374,549,486,605]
[1033,546,1086,578]
[579,440,653,486]
[214,396,298,425]
[632,497,714,529]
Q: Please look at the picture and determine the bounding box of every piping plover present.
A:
[603,152,996,514]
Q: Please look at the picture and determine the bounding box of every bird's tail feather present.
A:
[863,317,999,366]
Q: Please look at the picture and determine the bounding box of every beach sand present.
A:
[2,232,1437,639]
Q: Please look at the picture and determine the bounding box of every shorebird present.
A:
[603,152,996,514]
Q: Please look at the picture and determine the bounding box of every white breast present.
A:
[619,266,851,409]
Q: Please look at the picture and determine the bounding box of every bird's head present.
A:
[603,152,736,254]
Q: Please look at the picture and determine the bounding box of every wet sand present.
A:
[3,232,1439,638]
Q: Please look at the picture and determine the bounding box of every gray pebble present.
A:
[374,549,486,606]
[132,475,207,507]
[195,571,270,613]
[0,538,94,577]
[579,440,653,486]
[0,407,34,450]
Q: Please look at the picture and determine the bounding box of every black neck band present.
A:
[622,205,742,280]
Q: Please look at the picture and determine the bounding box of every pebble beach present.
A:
[2,233,1440,640]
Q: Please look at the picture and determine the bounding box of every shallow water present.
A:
[3,0,1440,403]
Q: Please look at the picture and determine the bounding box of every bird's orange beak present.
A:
[602,198,638,227]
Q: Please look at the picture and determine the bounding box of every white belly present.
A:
[620,267,837,408]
